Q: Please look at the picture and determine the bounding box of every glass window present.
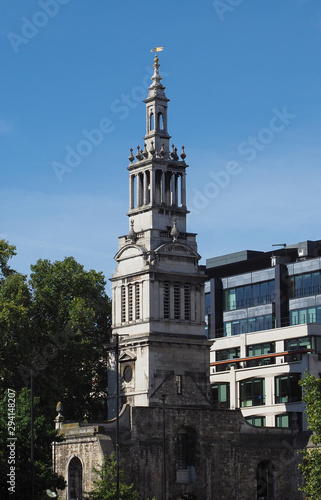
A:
[240,378,265,407]
[224,322,232,337]
[229,289,236,311]
[303,273,312,295]
[312,272,321,295]
[299,309,307,324]
[205,292,211,315]
[308,307,316,323]
[245,415,266,427]
[216,347,240,361]
[244,285,252,307]
[231,321,240,336]
[252,283,260,306]
[211,382,230,409]
[236,287,244,309]
[275,412,302,430]
[275,373,301,403]
[295,275,303,297]
[290,310,299,325]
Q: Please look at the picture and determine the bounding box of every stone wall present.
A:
[54,405,308,500]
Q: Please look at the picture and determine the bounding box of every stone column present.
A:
[161,171,165,204]
[181,173,186,207]
[129,174,135,209]
[151,169,155,204]
[175,174,178,206]
[144,171,148,205]
[171,173,176,205]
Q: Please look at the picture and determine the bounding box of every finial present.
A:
[128,148,134,163]
[55,401,64,429]
[135,145,143,161]
[149,140,156,156]
[143,143,148,158]
[160,143,166,157]
[180,146,186,161]
[170,217,180,242]
[127,219,137,243]
[170,144,178,161]
[151,45,164,64]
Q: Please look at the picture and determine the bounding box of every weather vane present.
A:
[151,45,164,55]
[151,45,164,62]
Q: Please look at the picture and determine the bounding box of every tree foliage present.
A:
[0,239,112,498]
[298,373,321,499]
[0,240,112,421]
[0,388,65,499]
[86,455,139,500]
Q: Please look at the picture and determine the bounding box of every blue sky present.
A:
[1,1,321,294]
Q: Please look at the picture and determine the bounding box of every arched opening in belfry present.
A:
[68,456,82,500]
[256,460,276,500]
[150,112,154,131]
[158,112,164,130]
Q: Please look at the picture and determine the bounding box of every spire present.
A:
[143,47,171,154]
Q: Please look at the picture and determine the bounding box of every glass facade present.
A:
[245,415,266,427]
[211,382,230,409]
[289,271,321,299]
[290,306,321,326]
[216,347,240,372]
[223,280,275,312]
[246,342,275,367]
[224,314,273,336]
[275,373,301,404]
[275,412,302,430]
[240,378,265,407]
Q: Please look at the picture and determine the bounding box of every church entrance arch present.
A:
[68,456,83,500]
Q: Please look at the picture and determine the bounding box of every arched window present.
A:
[68,456,82,500]
[158,112,164,130]
[257,460,276,500]
[150,112,154,131]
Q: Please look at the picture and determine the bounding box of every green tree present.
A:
[86,455,139,500]
[27,256,112,421]
[0,241,112,421]
[0,240,113,497]
[0,387,65,499]
[299,373,321,499]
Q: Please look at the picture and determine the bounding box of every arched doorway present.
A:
[68,456,82,500]
[257,460,276,500]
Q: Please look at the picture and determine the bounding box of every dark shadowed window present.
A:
[68,456,82,500]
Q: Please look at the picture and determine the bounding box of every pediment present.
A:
[154,242,200,260]
[114,243,147,262]
[119,350,137,362]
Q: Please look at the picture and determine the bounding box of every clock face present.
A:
[123,365,133,383]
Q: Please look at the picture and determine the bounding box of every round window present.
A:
[123,365,133,383]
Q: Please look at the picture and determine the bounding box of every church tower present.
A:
[111,51,210,408]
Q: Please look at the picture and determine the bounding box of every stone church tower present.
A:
[110,52,210,409]
[54,53,307,500]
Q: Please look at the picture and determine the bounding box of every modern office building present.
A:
[206,240,321,430]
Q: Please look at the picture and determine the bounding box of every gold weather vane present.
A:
[151,45,164,62]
